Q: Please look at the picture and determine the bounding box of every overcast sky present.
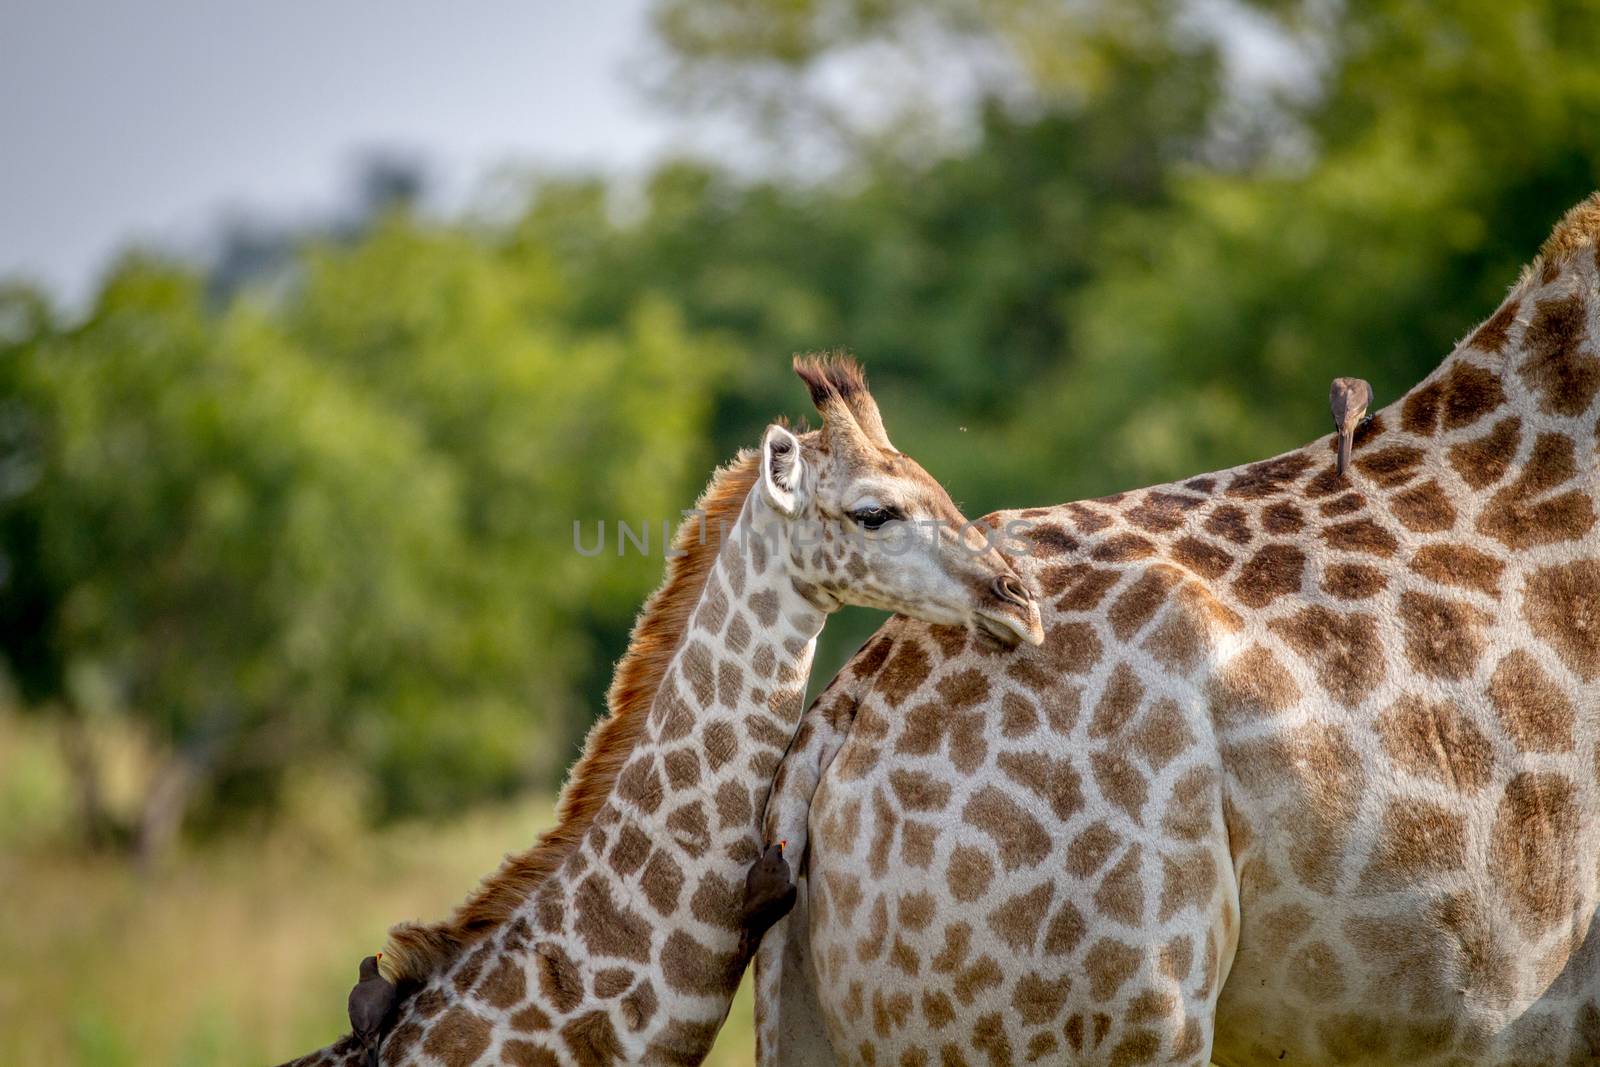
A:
[1,1,673,304]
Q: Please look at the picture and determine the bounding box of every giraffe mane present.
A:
[1536,189,1600,266]
[379,448,762,985]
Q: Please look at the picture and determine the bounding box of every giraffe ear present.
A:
[759,424,806,517]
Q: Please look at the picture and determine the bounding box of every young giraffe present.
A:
[275,355,1043,1067]
[756,193,1600,1066]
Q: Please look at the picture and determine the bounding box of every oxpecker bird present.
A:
[348,953,396,1067]
[1329,376,1373,478]
[742,840,798,954]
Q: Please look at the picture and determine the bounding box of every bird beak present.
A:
[375,951,382,961]
[779,840,787,852]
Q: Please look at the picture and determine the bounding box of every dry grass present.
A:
[0,716,755,1066]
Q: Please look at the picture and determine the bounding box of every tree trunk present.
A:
[58,710,117,850]
[135,751,203,872]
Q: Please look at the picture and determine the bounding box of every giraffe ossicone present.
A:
[276,353,1041,1067]
[757,192,1600,1067]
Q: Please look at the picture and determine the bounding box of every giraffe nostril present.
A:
[991,575,1032,609]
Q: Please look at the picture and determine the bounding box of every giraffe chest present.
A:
[800,631,1237,1063]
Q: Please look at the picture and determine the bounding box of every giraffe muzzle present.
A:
[976,575,1045,647]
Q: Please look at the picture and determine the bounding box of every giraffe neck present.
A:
[513,490,828,1061]
[1389,259,1598,485]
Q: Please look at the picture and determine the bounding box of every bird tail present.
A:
[1337,431,1352,477]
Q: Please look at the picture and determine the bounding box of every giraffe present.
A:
[275,354,1043,1067]
[755,192,1600,1066]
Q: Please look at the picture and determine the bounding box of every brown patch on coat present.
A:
[1204,504,1253,545]
[1126,491,1205,533]
[988,882,1055,950]
[1320,561,1386,600]
[422,1006,493,1067]
[1088,663,1144,738]
[877,642,932,708]
[1317,492,1364,518]
[1375,695,1493,792]
[1013,972,1072,1026]
[946,846,995,903]
[1161,766,1218,842]
[1489,772,1582,936]
[660,929,742,995]
[476,955,527,1010]
[1169,535,1234,580]
[1007,622,1101,694]
[1109,565,1185,640]
[1065,821,1121,879]
[1321,517,1399,557]
[966,1013,1012,1067]
[510,1002,553,1032]
[1408,543,1504,597]
[1522,559,1600,680]
[1022,523,1078,557]
[1402,380,1443,435]
[1206,644,1301,729]
[888,768,953,812]
[1157,849,1218,923]
[1352,445,1424,489]
[1095,845,1146,925]
[1233,543,1306,607]
[562,1010,625,1067]
[1389,479,1457,532]
[1520,293,1600,417]
[639,849,685,915]
[1083,939,1142,1001]
[1271,606,1385,707]
[535,943,585,1013]
[997,750,1084,822]
[1129,699,1195,771]
[1047,563,1122,611]
[1477,432,1597,549]
[1397,591,1489,680]
[1447,415,1520,489]
[1065,502,1114,534]
[1358,801,1469,891]
[503,1040,561,1067]
[1468,298,1520,356]
[964,786,1053,870]
[1441,361,1507,428]
[1488,649,1576,752]
[1227,452,1315,499]
[1091,750,1150,825]
[1092,533,1157,563]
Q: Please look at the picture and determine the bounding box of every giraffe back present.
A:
[787,198,1600,1065]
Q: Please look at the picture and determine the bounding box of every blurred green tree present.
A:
[0,215,723,860]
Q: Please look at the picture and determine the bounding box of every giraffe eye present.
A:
[849,506,900,530]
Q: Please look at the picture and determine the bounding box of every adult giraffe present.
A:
[757,194,1600,1066]
[276,355,1043,1067]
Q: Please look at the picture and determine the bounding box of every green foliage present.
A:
[0,217,723,837]
[3,0,1600,847]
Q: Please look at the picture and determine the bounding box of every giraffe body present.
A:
[758,195,1600,1066]
[276,356,1041,1067]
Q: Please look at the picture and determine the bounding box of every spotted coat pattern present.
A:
[756,195,1600,1067]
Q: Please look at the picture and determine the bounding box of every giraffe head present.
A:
[754,354,1044,647]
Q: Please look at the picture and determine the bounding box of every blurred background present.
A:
[2,1,1599,1062]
